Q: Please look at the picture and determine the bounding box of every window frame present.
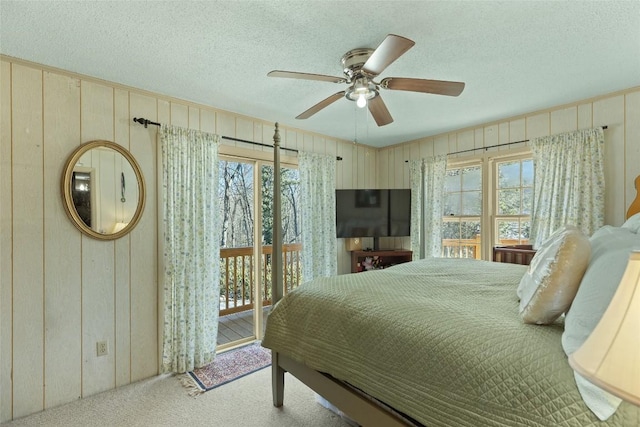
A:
[444,145,533,260]
[442,159,484,259]
[490,152,534,249]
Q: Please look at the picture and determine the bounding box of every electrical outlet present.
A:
[97,341,108,357]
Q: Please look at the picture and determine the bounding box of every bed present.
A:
[262,124,640,426]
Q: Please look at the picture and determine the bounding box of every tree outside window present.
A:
[495,158,533,245]
[218,160,301,304]
[442,164,482,259]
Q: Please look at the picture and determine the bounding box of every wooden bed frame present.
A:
[269,123,412,426]
[268,123,640,426]
[627,175,640,220]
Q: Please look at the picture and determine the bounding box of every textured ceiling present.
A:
[1,1,639,148]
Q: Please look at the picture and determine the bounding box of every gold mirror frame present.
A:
[61,140,146,240]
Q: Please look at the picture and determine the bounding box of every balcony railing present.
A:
[442,235,482,259]
[219,243,302,317]
[441,236,530,259]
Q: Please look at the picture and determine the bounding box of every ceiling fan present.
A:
[267,34,465,127]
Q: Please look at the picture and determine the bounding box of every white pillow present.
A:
[563,226,639,351]
[621,212,640,233]
[562,226,640,420]
[517,225,590,325]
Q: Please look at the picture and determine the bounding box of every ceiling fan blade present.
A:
[268,70,346,84]
[296,91,346,119]
[362,34,415,77]
[381,77,465,97]
[368,95,394,126]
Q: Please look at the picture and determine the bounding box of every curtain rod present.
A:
[403,125,608,162]
[133,117,343,161]
[448,125,608,156]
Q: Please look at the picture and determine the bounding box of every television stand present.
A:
[351,249,413,273]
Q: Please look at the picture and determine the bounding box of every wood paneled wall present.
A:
[377,87,640,228]
[0,57,369,422]
[1,55,637,422]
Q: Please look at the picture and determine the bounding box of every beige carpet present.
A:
[2,368,351,427]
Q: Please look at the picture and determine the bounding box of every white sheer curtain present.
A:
[160,124,221,373]
[299,152,337,280]
[409,155,447,259]
[530,127,605,249]
[299,151,340,416]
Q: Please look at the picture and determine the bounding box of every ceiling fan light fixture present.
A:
[345,79,378,107]
[356,93,367,108]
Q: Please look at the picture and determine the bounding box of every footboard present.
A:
[271,352,412,426]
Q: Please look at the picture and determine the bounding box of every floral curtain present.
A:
[530,127,605,249]
[299,152,337,280]
[410,155,447,259]
[409,160,424,259]
[160,124,220,373]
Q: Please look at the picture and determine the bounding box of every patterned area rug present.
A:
[181,343,272,396]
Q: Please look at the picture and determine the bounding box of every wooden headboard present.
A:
[627,175,640,219]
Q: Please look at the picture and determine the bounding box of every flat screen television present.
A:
[336,189,411,248]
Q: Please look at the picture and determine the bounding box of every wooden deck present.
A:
[217,306,270,346]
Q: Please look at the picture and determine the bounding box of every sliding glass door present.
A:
[217,157,301,349]
[218,158,257,347]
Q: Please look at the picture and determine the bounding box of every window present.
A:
[494,158,533,246]
[442,164,482,259]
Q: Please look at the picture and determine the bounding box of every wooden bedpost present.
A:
[626,175,640,219]
[272,122,283,306]
[271,122,285,406]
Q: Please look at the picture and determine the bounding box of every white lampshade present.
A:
[569,250,640,406]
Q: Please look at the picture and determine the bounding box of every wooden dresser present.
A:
[492,245,536,266]
[351,250,413,273]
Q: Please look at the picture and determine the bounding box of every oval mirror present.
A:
[61,140,146,240]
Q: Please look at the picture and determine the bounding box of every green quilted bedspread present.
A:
[262,258,640,426]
